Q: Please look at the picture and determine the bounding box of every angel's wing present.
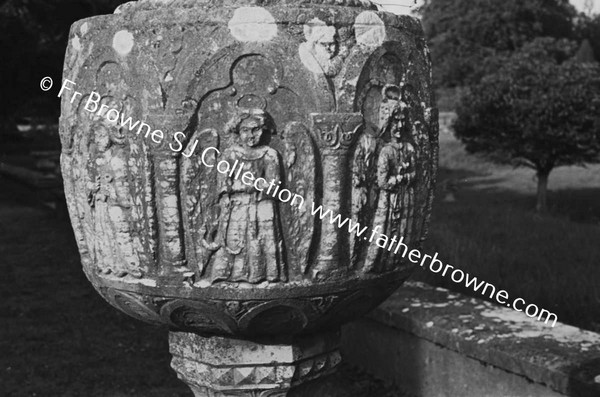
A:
[181,128,221,276]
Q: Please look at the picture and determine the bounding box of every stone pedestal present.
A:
[169,332,341,396]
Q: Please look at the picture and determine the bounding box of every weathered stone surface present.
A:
[344,319,567,397]
[60,0,436,337]
[60,0,437,394]
[169,331,341,396]
[343,282,600,397]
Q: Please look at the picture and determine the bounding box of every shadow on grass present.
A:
[0,178,192,397]
[416,167,600,333]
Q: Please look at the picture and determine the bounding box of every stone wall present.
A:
[342,282,600,397]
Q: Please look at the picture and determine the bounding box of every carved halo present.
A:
[236,93,268,110]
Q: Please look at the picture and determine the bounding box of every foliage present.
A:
[576,13,600,62]
[420,0,578,88]
[455,38,600,170]
[454,38,600,211]
[454,37,600,211]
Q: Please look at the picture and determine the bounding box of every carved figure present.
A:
[299,18,347,77]
[87,121,144,278]
[210,109,287,283]
[365,102,416,273]
[379,85,401,129]
[59,2,439,395]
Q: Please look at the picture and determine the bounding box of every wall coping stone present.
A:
[365,282,600,396]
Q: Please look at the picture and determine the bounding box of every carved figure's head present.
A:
[379,102,409,142]
[227,108,272,148]
[93,96,128,146]
[390,106,408,140]
[94,122,111,152]
[379,85,401,129]
[304,18,338,60]
[239,116,264,148]
[93,122,126,151]
[313,27,337,60]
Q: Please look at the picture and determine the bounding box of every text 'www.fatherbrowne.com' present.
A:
[191,142,558,328]
[309,203,558,327]
[50,77,558,328]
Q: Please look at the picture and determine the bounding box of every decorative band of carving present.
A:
[290,0,377,7]
[104,288,164,324]
[311,113,363,153]
[97,280,401,336]
[182,385,288,397]
[292,350,342,383]
[116,0,377,13]
[170,349,340,389]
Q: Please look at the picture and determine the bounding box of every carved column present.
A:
[310,113,362,280]
[146,114,189,274]
[59,0,438,395]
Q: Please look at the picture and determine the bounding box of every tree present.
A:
[454,38,600,212]
[577,13,600,62]
[420,0,577,88]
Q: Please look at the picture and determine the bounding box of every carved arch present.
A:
[179,43,323,283]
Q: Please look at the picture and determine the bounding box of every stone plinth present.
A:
[170,331,341,396]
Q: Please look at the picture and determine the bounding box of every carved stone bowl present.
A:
[60,0,438,339]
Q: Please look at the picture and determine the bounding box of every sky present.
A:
[571,0,600,14]
[376,0,600,15]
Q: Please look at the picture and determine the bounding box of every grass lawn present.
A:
[415,131,600,332]
[0,177,192,397]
